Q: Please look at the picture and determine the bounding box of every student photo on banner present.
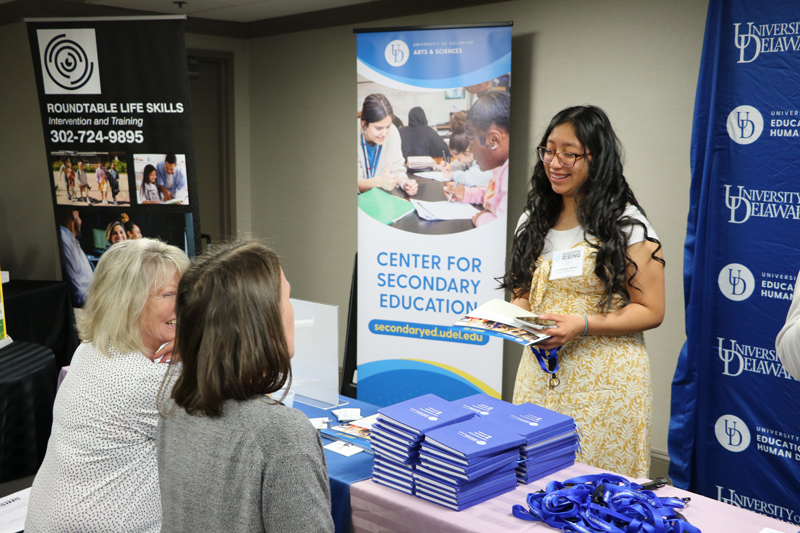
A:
[51,151,129,206]
[356,76,510,235]
[133,153,189,205]
[56,206,192,307]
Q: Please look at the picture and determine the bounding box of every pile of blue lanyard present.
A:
[512,473,701,533]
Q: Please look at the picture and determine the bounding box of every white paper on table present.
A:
[332,408,361,422]
[0,487,30,533]
[413,171,449,181]
[324,441,364,456]
[308,417,330,430]
[411,199,479,221]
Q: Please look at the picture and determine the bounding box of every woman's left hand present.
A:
[532,313,586,351]
[400,176,418,196]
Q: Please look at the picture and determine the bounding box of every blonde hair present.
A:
[77,238,190,357]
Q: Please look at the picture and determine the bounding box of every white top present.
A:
[357,121,406,183]
[516,205,658,261]
[452,160,493,188]
[775,267,800,380]
[25,342,168,533]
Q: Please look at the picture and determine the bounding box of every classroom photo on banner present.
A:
[357,74,510,235]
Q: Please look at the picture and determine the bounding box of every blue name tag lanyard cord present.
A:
[361,133,383,179]
[512,473,699,533]
[533,347,561,388]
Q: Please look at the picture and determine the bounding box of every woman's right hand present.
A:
[377,161,400,191]
[443,181,465,202]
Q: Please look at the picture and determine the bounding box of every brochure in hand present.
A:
[452,299,552,346]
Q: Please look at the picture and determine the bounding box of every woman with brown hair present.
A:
[157,241,334,533]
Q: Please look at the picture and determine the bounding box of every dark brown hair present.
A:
[360,93,394,124]
[168,240,292,417]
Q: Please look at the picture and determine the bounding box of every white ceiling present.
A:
[83,0,376,23]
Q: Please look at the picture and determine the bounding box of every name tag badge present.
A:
[550,248,585,280]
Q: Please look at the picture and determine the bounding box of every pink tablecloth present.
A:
[350,463,796,533]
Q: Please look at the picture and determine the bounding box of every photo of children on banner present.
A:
[357,87,509,232]
[437,112,493,188]
[442,91,509,227]
[134,154,189,205]
[51,152,130,206]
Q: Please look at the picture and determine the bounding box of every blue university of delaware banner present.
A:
[669,0,800,523]
[356,25,512,406]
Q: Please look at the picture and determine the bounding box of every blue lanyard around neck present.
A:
[361,133,383,179]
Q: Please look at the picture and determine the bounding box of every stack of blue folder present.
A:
[370,393,475,495]
[455,393,579,484]
[415,417,525,510]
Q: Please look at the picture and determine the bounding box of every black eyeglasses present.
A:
[537,146,586,168]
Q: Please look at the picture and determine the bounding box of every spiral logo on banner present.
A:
[37,29,101,94]
[714,414,751,452]
[726,105,763,144]
[718,263,755,301]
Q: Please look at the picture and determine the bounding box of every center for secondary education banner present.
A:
[356,24,512,406]
[669,0,800,523]
[26,16,199,308]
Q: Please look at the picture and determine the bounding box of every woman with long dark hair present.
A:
[358,93,418,195]
[504,105,665,478]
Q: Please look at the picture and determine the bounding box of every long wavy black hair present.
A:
[502,105,664,311]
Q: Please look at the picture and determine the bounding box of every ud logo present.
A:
[714,414,750,452]
[718,263,754,301]
[384,40,410,67]
[733,23,760,64]
[726,105,763,145]
[717,337,744,377]
[723,185,751,224]
[37,29,101,95]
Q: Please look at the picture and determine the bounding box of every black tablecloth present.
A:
[0,341,57,482]
[3,280,79,368]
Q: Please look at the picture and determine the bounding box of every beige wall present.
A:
[0,0,708,461]
[0,23,59,280]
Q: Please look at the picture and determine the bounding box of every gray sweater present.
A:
[157,397,334,533]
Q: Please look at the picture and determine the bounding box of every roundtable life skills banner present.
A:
[669,0,800,524]
[26,16,200,306]
[356,25,512,406]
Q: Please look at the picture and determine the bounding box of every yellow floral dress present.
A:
[512,239,652,478]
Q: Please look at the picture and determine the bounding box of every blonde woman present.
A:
[26,238,190,533]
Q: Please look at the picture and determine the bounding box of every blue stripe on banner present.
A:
[357,360,498,407]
